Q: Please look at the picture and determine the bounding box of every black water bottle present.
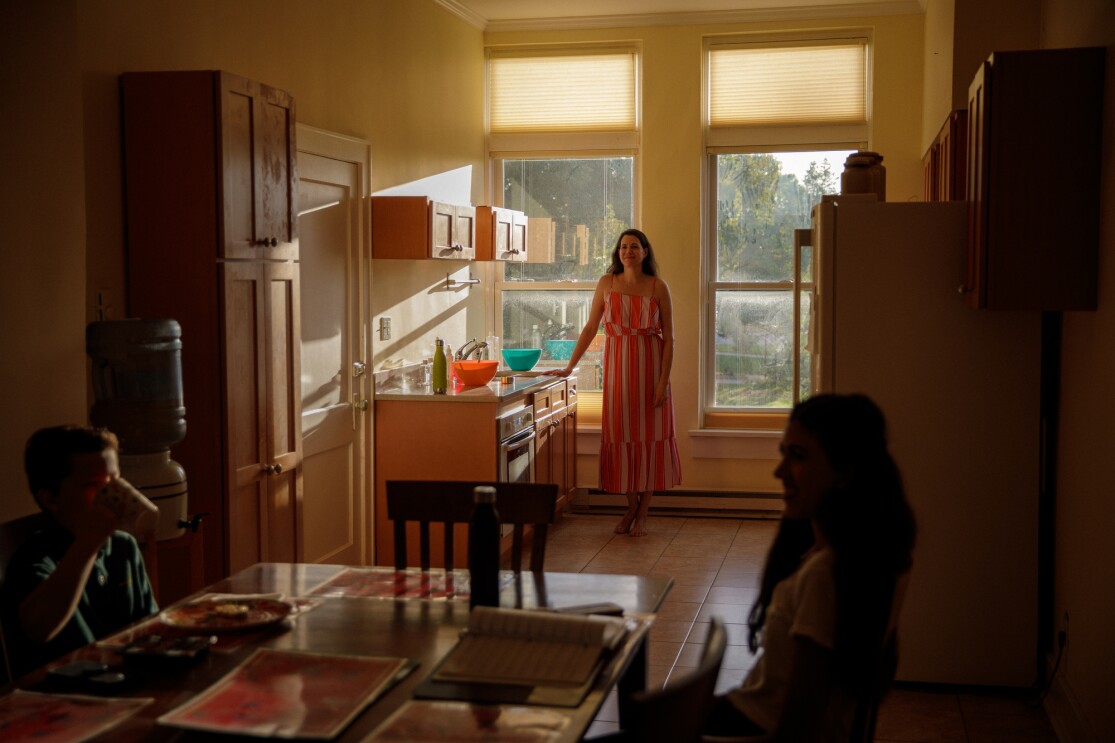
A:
[469,485,500,609]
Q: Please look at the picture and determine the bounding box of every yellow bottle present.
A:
[432,338,448,394]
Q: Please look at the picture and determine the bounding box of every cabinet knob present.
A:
[353,398,369,412]
[957,284,970,295]
[261,463,283,475]
[257,237,279,247]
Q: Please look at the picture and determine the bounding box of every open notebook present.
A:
[416,606,629,707]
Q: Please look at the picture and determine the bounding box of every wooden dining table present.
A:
[5,563,674,742]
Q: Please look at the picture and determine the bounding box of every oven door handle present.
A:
[500,428,536,453]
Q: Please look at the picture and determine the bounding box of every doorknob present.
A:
[352,361,366,377]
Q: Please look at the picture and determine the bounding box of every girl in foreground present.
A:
[705,393,916,741]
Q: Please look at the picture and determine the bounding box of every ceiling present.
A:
[438,0,924,31]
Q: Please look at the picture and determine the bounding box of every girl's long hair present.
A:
[747,393,916,696]
[607,228,659,276]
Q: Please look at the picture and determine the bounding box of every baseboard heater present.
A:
[570,488,782,519]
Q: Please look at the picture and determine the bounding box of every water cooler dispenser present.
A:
[86,319,191,541]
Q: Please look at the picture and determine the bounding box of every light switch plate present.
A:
[379,316,391,341]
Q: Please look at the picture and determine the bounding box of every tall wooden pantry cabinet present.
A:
[121,71,303,593]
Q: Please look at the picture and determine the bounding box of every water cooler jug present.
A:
[86,318,189,541]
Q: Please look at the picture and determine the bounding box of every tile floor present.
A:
[542,512,1058,742]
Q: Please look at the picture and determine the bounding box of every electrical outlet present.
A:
[379,316,392,341]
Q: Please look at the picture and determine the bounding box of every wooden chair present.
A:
[0,511,49,684]
[385,481,557,572]
[593,617,727,743]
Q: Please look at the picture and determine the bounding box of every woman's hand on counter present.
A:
[543,368,572,377]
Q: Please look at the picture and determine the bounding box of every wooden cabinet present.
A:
[475,206,528,261]
[371,196,476,260]
[222,261,302,573]
[923,109,967,202]
[218,74,298,260]
[562,378,578,512]
[533,378,577,514]
[121,70,303,587]
[533,384,556,488]
[372,399,501,567]
[963,47,1104,310]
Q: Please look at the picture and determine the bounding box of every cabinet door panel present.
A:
[222,263,266,573]
[454,205,476,259]
[221,78,256,260]
[431,201,455,257]
[266,263,302,560]
[259,85,297,257]
[267,264,300,459]
[494,210,512,257]
[510,212,528,261]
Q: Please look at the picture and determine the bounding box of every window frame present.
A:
[485,43,643,426]
[699,31,872,428]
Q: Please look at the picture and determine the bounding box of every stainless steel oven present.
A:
[498,403,535,484]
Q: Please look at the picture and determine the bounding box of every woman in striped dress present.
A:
[547,229,681,536]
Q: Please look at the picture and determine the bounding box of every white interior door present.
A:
[297,133,370,565]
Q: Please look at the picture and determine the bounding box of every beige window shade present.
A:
[490,52,636,134]
[709,42,866,128]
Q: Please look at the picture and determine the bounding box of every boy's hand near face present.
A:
[19,451,125,643]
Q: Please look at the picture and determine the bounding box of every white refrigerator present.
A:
[811,197,1042,687]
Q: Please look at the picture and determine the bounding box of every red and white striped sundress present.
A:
[599,279,682,494]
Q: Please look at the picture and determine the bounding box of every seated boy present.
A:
[0,425,158,677]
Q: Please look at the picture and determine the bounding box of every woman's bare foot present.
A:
[629,516,648,537]
[614,512,636,534]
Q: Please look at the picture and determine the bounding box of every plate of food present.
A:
[159,598,294,633]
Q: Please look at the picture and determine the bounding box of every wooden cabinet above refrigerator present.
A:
[963,47,1104,310]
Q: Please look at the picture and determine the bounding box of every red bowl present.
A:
[453,360,498,386]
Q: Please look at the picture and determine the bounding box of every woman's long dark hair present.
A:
[747,393,916,696]
[607,228,659,276]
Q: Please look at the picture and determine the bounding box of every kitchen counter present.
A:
[373,366,566,404]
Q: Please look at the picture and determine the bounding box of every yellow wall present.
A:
[1038,2,1115,738]
[486,14,926,494]
[0,0,88,522]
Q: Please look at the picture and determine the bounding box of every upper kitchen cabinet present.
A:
[963,47,1104,310]
[370,196,476,260]
[121,71,303,590]
[923,109,967,203]
[475,206,528,261]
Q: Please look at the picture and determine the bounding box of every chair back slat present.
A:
[623,618,727,743]
[385,481,557,572]
[0,511,49,686]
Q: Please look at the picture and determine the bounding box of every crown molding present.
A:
[435,1,923,33]
[433,0,487,30]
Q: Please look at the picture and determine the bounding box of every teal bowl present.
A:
[502,348,542,371]
[545,339,576,360]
